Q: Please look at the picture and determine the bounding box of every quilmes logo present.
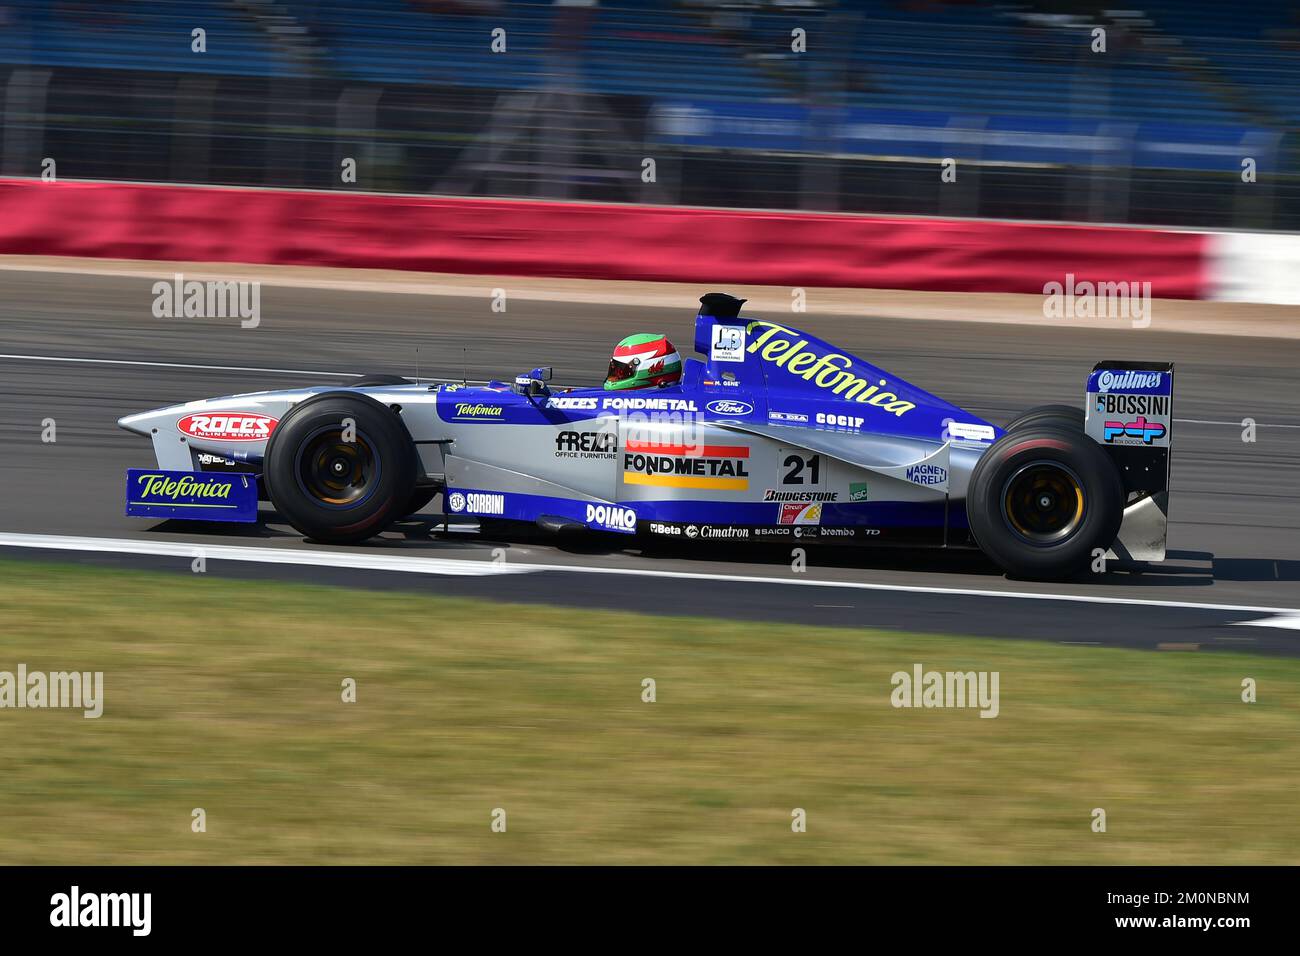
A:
[176,412,277,442]
[744,321,916,416]
[705,399,754,417]
[1097,370,1163,392]
[453,403,504,419]
[136,473,234,500]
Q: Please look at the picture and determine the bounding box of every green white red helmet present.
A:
[604,333,682,390]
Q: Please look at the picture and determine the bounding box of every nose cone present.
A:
[118,405,179,437]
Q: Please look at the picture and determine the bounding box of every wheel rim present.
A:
[295,426,379,508]
[1000,460,1085,544]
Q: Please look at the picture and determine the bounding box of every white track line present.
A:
[1,354,1296,430]
[0,533,529,577]
[0,532,1295,617]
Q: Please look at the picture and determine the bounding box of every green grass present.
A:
[0,557,1297,864]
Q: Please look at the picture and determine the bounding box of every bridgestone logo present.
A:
[764,489,838,502]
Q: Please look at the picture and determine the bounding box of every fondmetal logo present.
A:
[176,412,278,442]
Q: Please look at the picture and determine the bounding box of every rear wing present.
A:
[1084,361,1174,562]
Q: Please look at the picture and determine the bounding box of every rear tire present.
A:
[967,426,1123,580]
[264,393,417,544]
[1004,404,1084,433]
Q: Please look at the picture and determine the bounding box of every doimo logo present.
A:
[176,412,278,442]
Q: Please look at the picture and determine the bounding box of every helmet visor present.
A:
[606,357,639,384]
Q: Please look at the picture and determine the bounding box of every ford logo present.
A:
[706,400,754,417]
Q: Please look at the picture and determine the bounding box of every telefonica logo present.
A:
[136,473,233,500]
[743,321,916,416]
[453,403,504,417]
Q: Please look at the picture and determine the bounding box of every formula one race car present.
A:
[118,293,1174,580]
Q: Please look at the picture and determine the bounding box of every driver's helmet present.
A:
[604,333,682,390]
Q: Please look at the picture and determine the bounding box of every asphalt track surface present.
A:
[2,268,1299,655]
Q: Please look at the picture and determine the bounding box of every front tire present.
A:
[967,426,1123,580]
[264,393,417,544]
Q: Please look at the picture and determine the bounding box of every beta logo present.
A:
[585,503,637,533]
[905,464,947,486]
[176,412,278,442]
[706,400,754,417]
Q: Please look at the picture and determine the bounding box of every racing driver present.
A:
[604,334,683,390]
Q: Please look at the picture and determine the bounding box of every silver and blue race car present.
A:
[118,293,1174,580]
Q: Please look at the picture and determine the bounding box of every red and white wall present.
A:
[0,178,1294,304]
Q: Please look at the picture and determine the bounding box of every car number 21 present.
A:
[781,453,821,485]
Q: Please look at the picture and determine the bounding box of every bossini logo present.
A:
[152,273,260,329]
[890,663,999,718]
[50,886,150,936]
[743,322,916,415]
[1,665,103,718]
[1042,273,1152,329]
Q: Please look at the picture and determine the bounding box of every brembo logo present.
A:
[1097,370,1162,392]
[176,412,278,442]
